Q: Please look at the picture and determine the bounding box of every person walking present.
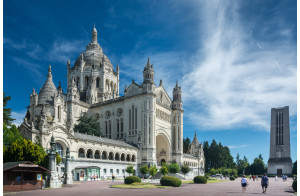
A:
[252,175,255,182]
[275,175,277,181]
[261,173,269,194]
[241,175,249,193]
[112,174,115,182]
[90,174,93,181]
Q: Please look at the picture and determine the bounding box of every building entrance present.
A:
[277,169,282,176]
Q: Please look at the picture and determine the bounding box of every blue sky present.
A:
[4,0,297,164]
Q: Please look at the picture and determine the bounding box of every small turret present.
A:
[143,58,154,84]
[172,81,182,110]
[92,23,97,44]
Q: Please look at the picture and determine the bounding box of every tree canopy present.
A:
[126,165,134,176]
[292,161,297,175]
[139,164,149,179]
[167,163,180,175]
[180,164,190,179]
[74,116,101,136]
[149,165,158,180]
[183,137,191,153]
[3,93,15,126]
[202,139,235,171]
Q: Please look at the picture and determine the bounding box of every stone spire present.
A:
[143,58,154,84]
[48,65,52,79]
[191,131,199,145]
[92,24,97,44]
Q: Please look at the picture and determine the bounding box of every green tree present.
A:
[232,169,237,177]
[74,116,101,136]
[3,93,15,126]
[180,164,190,179]
[139,164,149,179]
[149,165,158,180]
[160,166,168,176]
[250,156,265,175]
[167,163,180,176]
[3,123,23,147]
[126,165,134,176]
[4,138,46,164]
[183,137,191,153]
[292,161,297,175]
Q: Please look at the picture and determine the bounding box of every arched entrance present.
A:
[156,133,170,166]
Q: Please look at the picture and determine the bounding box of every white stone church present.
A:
[19,25,205,180]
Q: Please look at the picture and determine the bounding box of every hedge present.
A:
[124,176,141,184]
[292,179,297,192]
[230,176,235,181]
[193,176,207,184]
[160,176,182,187]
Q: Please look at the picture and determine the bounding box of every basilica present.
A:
[19,25,205,181]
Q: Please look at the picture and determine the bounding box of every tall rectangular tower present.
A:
[267,106,292,175]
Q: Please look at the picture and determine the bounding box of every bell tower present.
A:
[267,106,292,175]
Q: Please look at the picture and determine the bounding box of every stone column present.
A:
[64,147,73,184]
[49,135,61,188]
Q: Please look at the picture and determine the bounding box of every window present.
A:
[129,109,131,129]
[135,108,137,129]
[96,77,100,88]
[276,112,284,145]
[105,111,111,119]
[117,169,119,174]
[109,120,111,138]
[56,143,63,156]
[122,169,125,174]
[110,169,113,174]
[58,106,61,122]
[104,169,107,174]
[117,119,120,138]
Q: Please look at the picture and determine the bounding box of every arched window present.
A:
[120,118,123,138]
[126,154,130,161]
[94,150,100,159]
[108,120,111,139]
[115,153,120,161]
[78,148,85,158]
[121,153,125,161]
[109,152,114,160]
[132,155,136,162]
[102,151,107,159]
[117,119,120,138]
[87,149,93,159]
[76,77,80,88]
[57,106,61,122]
[56,143,63,156]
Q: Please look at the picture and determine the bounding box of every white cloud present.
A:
[48,39,86,63]
[11,111,26,127]
[182,1,297,131]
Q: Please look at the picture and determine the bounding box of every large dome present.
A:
[73,26,113,69]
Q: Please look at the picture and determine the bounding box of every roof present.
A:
[183,154,197,159]
[74,166,100,169]
[73,132,138,150]
[191,131,200,146]
[38,66,57,105]
[3,161,50,172]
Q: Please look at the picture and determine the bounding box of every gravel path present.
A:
[4,177,295,196]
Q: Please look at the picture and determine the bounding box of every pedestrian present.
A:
[93,174,96,181]
[275,175,277,181]
[90,174,93,181]
[241,175,249,193]
[250,174,252,180]
[112,174,115,182]
[97,175,99,181]
[253,175,255,182]
[261,173,269,194]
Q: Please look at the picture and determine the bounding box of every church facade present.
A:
[19,25,205,180]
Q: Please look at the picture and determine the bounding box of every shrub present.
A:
[205,174,210,179]
[160,176,182,187]
[160,166,168,176]
[230,176,235,181]
[235,175,238,178]
[292,179,297,192]
[124,176,141,184]
[193,176,207,184]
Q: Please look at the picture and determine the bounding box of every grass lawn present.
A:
[111,184,171,189]
[182,178,227,184]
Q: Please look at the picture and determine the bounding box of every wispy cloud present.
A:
[48,39,85,63]
[182,1,297,131]
[119,51,183,96]
[11,111,27,127]
[11,57,44,82]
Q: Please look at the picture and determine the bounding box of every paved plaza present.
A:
[4,178,295,196]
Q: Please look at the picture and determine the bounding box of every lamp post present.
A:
[48,135,61,188]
